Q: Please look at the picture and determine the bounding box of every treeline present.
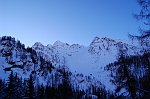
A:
[0,70,115,99]
[0,71,82,99]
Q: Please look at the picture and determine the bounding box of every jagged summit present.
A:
[53,40,69,47]
[33,42,44,47]
[88,36,140,55]
[92,36,116,43]
[47,44,52,48]
[88,36,117,54]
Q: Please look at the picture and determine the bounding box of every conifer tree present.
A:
[61,69,73,99]
[0,79,6,99]
[27,74,35,99]
[37,84,45,99]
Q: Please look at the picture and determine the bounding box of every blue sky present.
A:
[0,0,143,47]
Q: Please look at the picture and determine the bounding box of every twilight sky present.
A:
[0,0,143,47]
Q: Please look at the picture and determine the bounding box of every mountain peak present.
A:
[101,37,116,42]
[92,36,116,43]
[32,42,45,51]
[93,36,100,40]
[33,42,44,47]
[47,44,53,48]
[88,36,120,54]
[53,40,70,47]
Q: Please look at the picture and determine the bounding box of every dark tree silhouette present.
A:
[0,79,6,99]
[5,71,16,99]
[36,84,45,99]
[27,74,35,99]
[129,0,150,51]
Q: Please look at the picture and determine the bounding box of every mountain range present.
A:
[0,36,141,93]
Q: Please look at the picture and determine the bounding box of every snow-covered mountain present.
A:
[0,36,140,93]
[32,36,140,90]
